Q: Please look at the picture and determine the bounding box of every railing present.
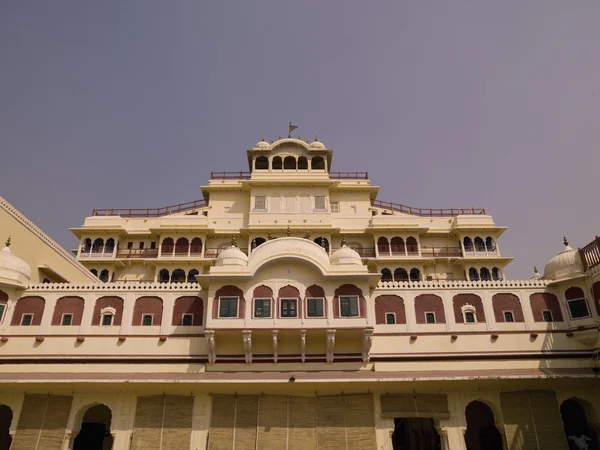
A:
[580,236,600,272]
[92,199,207,218]
[210,170,368,180]
[116,248,159,259]
[332,247,376,258]
[204,247,249,258]
[372,200,486,217]
[81,249,114,258]
[420,246,463,257]
[329,171,369,180]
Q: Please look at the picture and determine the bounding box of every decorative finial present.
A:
[314,136,318,142]
[320,238,326,249]
[304,230,312,239]
[533,264,538,273]
[298,135,301,141]
[288,122,298,138]
[261,136,265,142]
[5,236,10,247]
[270,139,274,144]
[286,226,291,237]
[231,236,237,247]
[268,231,274,240]
[251,239,257,250]
[563,236,569,247]
[341,236,347,247]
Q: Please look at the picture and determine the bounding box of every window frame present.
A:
[339,295,360,317]
[425,312,436,324]
[253,298,272,319]
[101,313,114,326]
[314,196,327,212]
[280,298,298,318]
[253,196,266,212]
[566,297,591,320]
[503,311,514,323]
[0,303,6,324]
[306,297,325,318]
[542,310,554,323]
[330,201,340,213]
[464,311,476,324]
[385,312,396,325]
[61,313,73,326]
[141,314,154,326]
[218,296,239,319]
[181,313,194,326]
[21,313,33,326]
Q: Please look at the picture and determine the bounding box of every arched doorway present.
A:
[73,404,113,450]
[0,405,12,450]
[392,417,441,450]
[561,399,599,450]
[464,401,503,450]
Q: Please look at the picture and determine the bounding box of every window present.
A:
[127,242,133,249]
[330,201,339,213]
[219,297,238,318]
[504,311,514,322]
[254,299,271,318]
[255,156,269,170]
[254,196,266,211]
[567,298,590,319]
[182,314,193,326]
[150,242,156,249]
[314,196,326,211]
[340,296,359,317]
[425,312,436,324]
[61,314,73,326]
[21,314,33,326]
[139,242,144,249]
[142,314,153,326]
[102,314,113,326]
[386,313,396,324]
[464,311,476,323]
[307,298,324,317]
[0,304,5,323]
[542,310,553,322]
[281,298,298,318]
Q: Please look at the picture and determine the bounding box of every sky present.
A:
[1,1,599,279]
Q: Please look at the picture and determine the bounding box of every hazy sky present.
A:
[1,1,599,279]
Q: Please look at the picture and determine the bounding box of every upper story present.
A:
[72,138,511,284]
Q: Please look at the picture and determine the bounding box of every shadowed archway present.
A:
[73,404,113,450]
[464,401,503,450]
[0,405,12,450]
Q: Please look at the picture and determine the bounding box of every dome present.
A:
[543,237,584,281]
[329,245,362,266]
[216,242,248,267]
[0,238,31,287]
[530,265,543,280]
[254,139,270,149]
[309,139,326,150]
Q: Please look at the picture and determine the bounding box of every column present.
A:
[161,294,174,336]
[191,394,211,449]
[37,293,56,336]
[119,293,135,336]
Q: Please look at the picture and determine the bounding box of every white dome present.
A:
[329,245,362,266]
[216,245,248,267]
[309,140,326,150]
[543,238,584,281]
[255,140,270,149]
[530,265,543,280]
[0,240,31,287]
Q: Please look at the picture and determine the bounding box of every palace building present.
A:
[0,136,599,450]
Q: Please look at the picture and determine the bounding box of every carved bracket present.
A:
[362,328,374,363]
[205,330,216,364]
[326,329,336,363]
[243,330,252,364]
[272,330,278,363]
[300,330,307,363]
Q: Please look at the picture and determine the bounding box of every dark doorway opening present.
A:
[561,399,599,450]
[464,401,503,450]
[0,405,12,450]
[73,404,113,450]
[392,417,441,450]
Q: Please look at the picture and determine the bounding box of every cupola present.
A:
[329,238,363,266]
[215,238,249,267]
[0,237,32,288]
[543,237,584,281]
[529,265,543,280]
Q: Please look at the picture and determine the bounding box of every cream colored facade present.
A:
[0,138,599,450]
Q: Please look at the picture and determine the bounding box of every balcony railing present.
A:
[372,200,486,217]
[580,236,600,271]
[92,199,207,218]
[210,171,369,180]
[210,171,252,180]
[329,171,369,180]
[421,246,463,258]
[204,247,249,258]
[116,248,159,259]
[332,247,376,258]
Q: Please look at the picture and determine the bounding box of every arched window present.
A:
[464,401,503,450]
[73,404,113,450]
[468,268,479,281]
[0,404,12,450]
[83,238,92,253]
[311,156,325,170]
[462,306,477,323]
[158,269,170,283]
[272,156,282,170]
[92,238,104,254]
[298,156,308,169]
[190,237,202,255]
[91,269,98,277]
[104,238,115,253]
[171,269,186,283]
[99,269,110,283]
[410,268,421,282]
[394,268,409,282]
[284,156,296,169]
[381,268,393,282]
[463,237,473,252]
[161,238,174,255]
[485,236,496,251]
[474,237,485,252]
[492,267,502,281]
[406,237,418,254]
[390,237,405,254]
[565,287,591,319]
[174,237,189,255]
[480,267,491,281]
[560,399,599,449]
[314,237,330,253]
[255,156,268,170]
[251,237,266,250]
[187,269,199,283]
[377,237,390,253]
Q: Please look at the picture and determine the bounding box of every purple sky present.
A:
[1,1,599,279]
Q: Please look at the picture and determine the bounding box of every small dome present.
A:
[255,140,270,149]
[309,139,326,150]
[329,245,362,266]
[543,237,584,281]
[530,265,543,280]
[216,244,248,267]
[0,238,31,287]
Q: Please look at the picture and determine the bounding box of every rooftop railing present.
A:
[210,171,369,180]
[580,236,600,272]
[92,199,207,218]
[372,200,486,217]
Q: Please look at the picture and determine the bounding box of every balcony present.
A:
[116,248,159,259]
[580,236,600,271]
[332,247,376,258]
[372,200,486,217]
[204,247,249,258]
[420,246,463,258]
